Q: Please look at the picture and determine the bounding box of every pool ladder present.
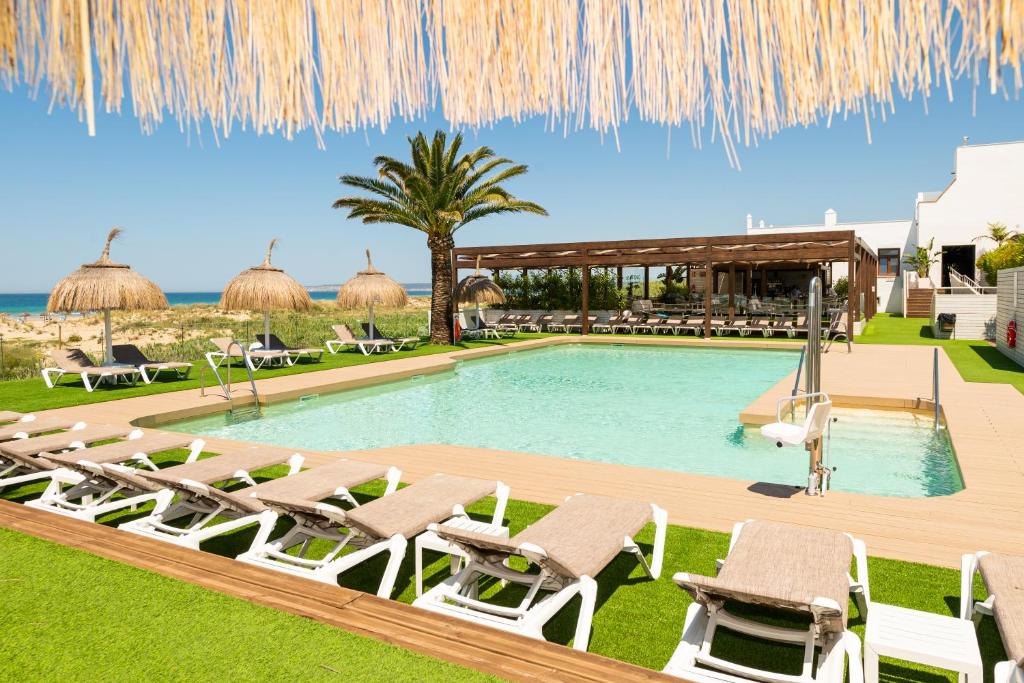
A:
[202,339,262,419]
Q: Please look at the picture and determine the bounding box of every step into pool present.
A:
[171,344,962,497]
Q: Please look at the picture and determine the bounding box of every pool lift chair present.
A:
[759,391,836,495]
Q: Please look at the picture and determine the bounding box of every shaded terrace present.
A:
[452,231,878,336]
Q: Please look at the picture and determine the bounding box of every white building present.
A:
[746,139,1024,314]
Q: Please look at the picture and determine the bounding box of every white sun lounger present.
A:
[112,344,193,383]
[0,411,25,424]
[24,432,206,521]
[118,447,305,549]
[41,349,142,392]
[208,337,292,371]
[240,472,508,598]
[0,423,138,491]
[961,551,1024,683]
[326,324,396,355]
[0,414,85,441]
[414,493,667,652]
[663,519,869,683]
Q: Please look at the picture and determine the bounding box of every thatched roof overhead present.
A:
[5,2,1022,165]
[47,228,168,313]
[456,257,505,305]
[220,239,313,312]
[337,250,408,309]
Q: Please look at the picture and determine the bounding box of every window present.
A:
[878,248,900,276]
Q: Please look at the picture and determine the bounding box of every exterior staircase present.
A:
[906,287,934,318]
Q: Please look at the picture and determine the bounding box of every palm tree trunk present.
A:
[428,233,455,345]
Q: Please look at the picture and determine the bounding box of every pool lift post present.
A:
[759,276,836,496]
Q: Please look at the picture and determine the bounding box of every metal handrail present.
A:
[204,340,260,406]
[948,267,983,294]
[932,347,940,432]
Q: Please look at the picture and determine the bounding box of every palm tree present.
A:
[973,221,1018,245]
[903,237,941,278]
[334,131,547,344]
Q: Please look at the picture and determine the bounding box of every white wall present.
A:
[931,293,997,340]
[915,141,1024,285]
[746,216,912,313]
[996,267,1024,368]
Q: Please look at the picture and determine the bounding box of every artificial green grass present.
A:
[0,333,554,414]
[0,466,1010,680]
[856,313,1024,394]
[0,528,495,682]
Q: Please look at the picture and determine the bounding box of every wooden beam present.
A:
[458,247,851,271]
[704,249,713,337]
[616,266,623,289]
[848,238,859,327]
[643,266,650,299]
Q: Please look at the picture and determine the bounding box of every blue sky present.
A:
[1,83,1022,292]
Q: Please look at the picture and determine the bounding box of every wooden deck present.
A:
[0,500,674,682]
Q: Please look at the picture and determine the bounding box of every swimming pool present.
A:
[171,344,962,497]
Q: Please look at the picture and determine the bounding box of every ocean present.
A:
[0,286,432,315]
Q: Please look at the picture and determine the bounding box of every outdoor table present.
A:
[864,603,983,683]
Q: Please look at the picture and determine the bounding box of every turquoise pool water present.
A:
[171,344,962,498]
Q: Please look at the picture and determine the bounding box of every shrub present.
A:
[0,342,42,380]
[494,268,623,310]
[976,238,1024,285]
[67,334,82,343]
[833,277,849,298]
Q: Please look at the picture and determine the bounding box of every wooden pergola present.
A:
[452,231,878,336]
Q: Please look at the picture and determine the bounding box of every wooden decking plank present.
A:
[0,501,678,682]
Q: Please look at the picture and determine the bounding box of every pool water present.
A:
[171,344,962,497]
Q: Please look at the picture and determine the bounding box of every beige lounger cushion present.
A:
[436,493,651,578]
[142,361,192,370]
[252,459,390,515]
[0,416,79,441]
[514,494,651,579]
[676,520,853,634]
[48,349,139,376]
[979,553,1024,666]
[141,447,298,488]
[46,432,196,467]
[344,473,496,539]
[94,464,166,493]
[0,411,23,423]
[0,424,132,459]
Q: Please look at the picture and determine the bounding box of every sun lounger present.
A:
[0,414,85,441]
[633,316,660,334]
[414,493,667,651]
[241,472,508,598]
[513,314,540,332]
[112,344,192,383]
[612,314,641,334]
[253,333,324,363]
[656,316,684,334]
[0,411,24,424]
[565,315,597,333]
[664,519,869,683]
[24,432,206,521]
[716,317,750,336]
[678,316,705,335]
[744,317,774,337]
[42,349,142,392]
[361,323,421,350]
[0,424,138,490]
[208,337,292,371]
[591,313,625,334]
[961,552,1024,683]
[774,315,808,338]
[325,325,396,355]
[118,446,306,549]
[536,313,555,331]
[549,314,579,333]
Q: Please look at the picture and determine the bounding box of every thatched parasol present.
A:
[337,250,407,338]
[48,228,168,364]
[456,256,505,324]
[220,238,312,348]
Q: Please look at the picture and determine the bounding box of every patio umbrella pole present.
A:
[264,311,271,348]
[368,302,375,339]
[103,308,112,364]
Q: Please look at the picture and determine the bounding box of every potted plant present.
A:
[903,238,940,281]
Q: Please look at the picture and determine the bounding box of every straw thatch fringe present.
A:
[456,255,506,305]
[47,227,169,312]
[220,238,313,312]
[7,1,1023,163]
[337,249,408,309]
